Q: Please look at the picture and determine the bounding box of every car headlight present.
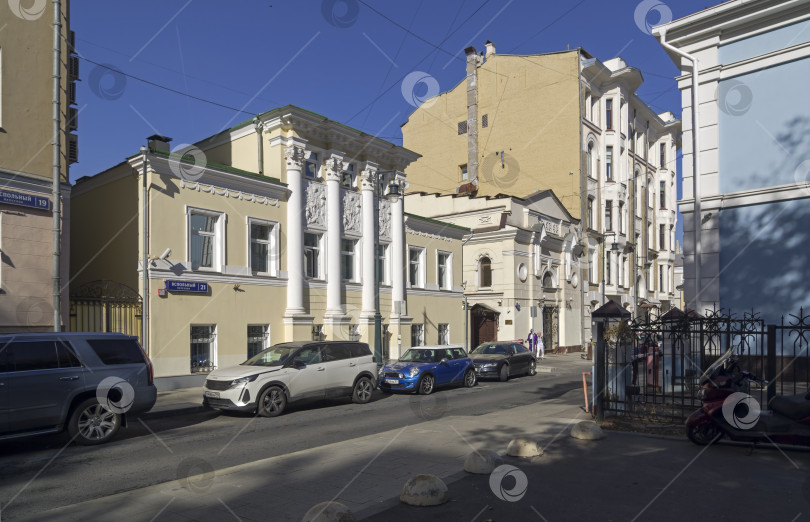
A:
[408,367,420,377]
[482,363,497,369]
[231,375,259,387]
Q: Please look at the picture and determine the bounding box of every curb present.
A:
[136,404,210,420]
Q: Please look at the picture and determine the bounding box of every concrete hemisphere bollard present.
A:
[301,501,357,522]
[570,420,606,440]
[506,438,543,457]
[400,474,450,506]
[464,450,503,474]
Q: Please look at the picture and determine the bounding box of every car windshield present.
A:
[242,345,295,367]
[471,343,510,355]
[399,349,436,363]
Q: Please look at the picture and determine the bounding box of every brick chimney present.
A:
[464,46,481,191]
[485,40,496,59]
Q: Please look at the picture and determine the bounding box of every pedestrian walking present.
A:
[527,329,535,353]
[537,332,544,359]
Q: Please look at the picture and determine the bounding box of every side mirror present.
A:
[292,360,306,369]
[439,358,449,365]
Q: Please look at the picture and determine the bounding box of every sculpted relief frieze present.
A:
[343,191,362,234]
[305,180,326,228]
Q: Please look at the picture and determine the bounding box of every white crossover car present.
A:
[202,341,378,417]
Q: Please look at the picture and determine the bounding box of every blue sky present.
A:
[72,0,720,241]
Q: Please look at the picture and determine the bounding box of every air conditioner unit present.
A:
[68,107,78,131]
[68,82,76,105]
[69,55,79,80]
[68,134,78,164]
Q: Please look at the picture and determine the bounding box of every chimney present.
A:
[485,40,496,59]
[464,47,479,190]
[146,134,172,154]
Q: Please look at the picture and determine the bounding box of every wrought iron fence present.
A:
[596,306,810,423]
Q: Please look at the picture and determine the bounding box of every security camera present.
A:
[159,248,171,260]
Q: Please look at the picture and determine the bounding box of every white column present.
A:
[360,162,378,316]
[284,145,308,316]
[325,154,344,316]
[391,174,405,306]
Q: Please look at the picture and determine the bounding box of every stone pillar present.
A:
[391,176,405,307]
[284,145,308,317]
[325,154,344,317]
[360,162,378,317]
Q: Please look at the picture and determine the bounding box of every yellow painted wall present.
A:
[403,51,583,218]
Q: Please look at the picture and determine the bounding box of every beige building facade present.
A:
[402,43,682,336]
[0,1,74,332]
[406,191,582,352]
[71,106,465,382]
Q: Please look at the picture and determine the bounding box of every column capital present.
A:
[284,145,310,170]
[361,161,379,191]
[324,153,345,183]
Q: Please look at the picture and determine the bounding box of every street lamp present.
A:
[373,171,401,368]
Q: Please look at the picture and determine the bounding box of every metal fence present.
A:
[595,307,810,422]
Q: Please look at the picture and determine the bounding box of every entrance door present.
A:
[472,310,498,347]
[542,306,559,352]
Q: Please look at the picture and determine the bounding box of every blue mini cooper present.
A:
[378,345,476,395]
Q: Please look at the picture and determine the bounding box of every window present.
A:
[659,266,664,290]
[618,202,624,234]
[247,325,270,359]
[660,142,666,168]
[323,344,351,361]
[408,247,425,288]
[605,200,613,231]
[341,239,357,281]
[659,225,666,251]
[376,244,389,284]
[6,341,81,371]
[87,339,145,365]
[620,255,626,286]
[249,219,277,275]
[458,121,467,135]
[293,345,322,365]
[188,209,224,271]
[606,252,611,285]
[605,99,613,130]
[437,251,451,290]
[438,324,450,345]
[304,233,322,278]
[341,163,355,188]
[482,114,488,128]
[660,181,666,209]
[479,256,492,288]
[587,197,594,229]
[305,152,319,179]
[586,143,594,179]
[460,164,468,182]
[411,324,425,347]
[312,325,324,341]
[190,325,216,373]
[605,147,613,180]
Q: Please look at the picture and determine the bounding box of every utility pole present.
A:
[51,0,62,332]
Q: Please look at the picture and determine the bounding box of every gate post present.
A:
[595,320,605,422]
[767,324,776,403]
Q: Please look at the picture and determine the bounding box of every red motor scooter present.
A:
[686,348,810,446]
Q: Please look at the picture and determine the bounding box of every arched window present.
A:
[479,257,492,288]
[542,271,554,289]
[586,143,593,178]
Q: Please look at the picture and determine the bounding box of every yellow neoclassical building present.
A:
[71,106,466,385]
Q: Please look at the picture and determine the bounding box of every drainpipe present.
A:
[657,28,702,315]
[253,117,263,176]
[141,146,148,353]
[51,0,62,331]
[461,230,474,352]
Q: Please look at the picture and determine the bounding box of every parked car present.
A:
[202,341,377,417]
[0,333,157,445]
[378,345,475,395]
[470,341,536,381]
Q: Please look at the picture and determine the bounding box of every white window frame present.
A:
[304,151,320,180]
[411,323,425,347]
[247,217,279,277]
[408,246,425,288]
[377,243,390,285]
[436,250,452,290]
[247,324,270,358]
[304,232,324,279]
[341,238,358,282]
[438,324,450,345]
[341,162,355,188]
[186,206,226,272]
[479,256,493,289]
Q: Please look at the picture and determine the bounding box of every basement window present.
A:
[482,114,488,128]
[457,121,467,135]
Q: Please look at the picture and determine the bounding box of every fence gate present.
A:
[70,280,142,343]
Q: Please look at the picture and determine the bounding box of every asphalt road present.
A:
[0,367,586,520]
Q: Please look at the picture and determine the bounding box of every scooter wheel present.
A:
[687,423,721,445]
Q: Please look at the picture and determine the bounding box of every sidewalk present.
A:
[27,371,810,521]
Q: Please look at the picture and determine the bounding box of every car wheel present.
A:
[352,377,373,404]
[528,360,537,376]
[463,369,476,388]
[418,374,435,395]
[68,398,122,446]
[257,386,286,417]
[499,364,509,382]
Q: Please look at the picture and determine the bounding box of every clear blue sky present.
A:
[72,0,721,242]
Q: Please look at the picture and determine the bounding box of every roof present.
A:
[592,299,631,319]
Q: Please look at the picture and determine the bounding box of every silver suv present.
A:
[203,341,377,417]
[0,333,157,445]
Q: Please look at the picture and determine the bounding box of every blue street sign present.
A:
[165,280,209,293]
[0,189,51,210]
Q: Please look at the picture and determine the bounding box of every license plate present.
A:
[204,391,220,398]
[385,378,399,384]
